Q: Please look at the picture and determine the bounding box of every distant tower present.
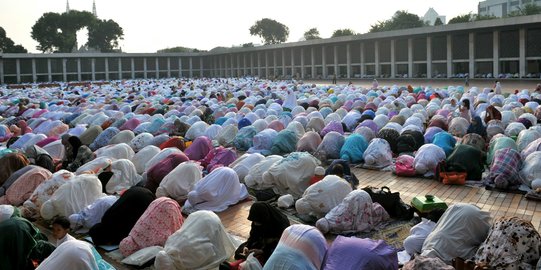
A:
[66,0,70,13]
[92,0,97,17]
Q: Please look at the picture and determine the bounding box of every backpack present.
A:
[395,155,416,177]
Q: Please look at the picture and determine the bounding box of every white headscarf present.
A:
[68,195,118,230]
[244,155,283,190]
[184,167,248,212]
[154,210,236,270]
[144,147,182,172]
[295,175,352,218]
[156,161,202,201]
[229,153,265,182]
[40,174,105,220]
[131,145,160,174]
[106,159,141,194]
[95,143,135,161]
[36,240,100,270]
[421,203,491,264]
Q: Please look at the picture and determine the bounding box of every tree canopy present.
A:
[0,27,27,53]
[157,46,198,53]
[249,18,289,45]
[369,11,427,32]
[434,17,444,26]
[448,13,473,24]
[331,28,355,38]
[304,28,321,40]
[31,10,123,53]
[87,19,123,52]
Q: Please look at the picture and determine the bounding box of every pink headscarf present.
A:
[119,197,184,257]
[120,118,141,131]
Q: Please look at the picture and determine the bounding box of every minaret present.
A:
[92,0,97,17]
[66,0,70,13]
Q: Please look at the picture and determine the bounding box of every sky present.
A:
[0,0,480,53]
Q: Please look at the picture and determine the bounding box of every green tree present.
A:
[448,13,473,24]
[474,14,497,21]
[304,28,321,40]
[331,28,356,38]
[249,18,289,45]
[242,42,255,48]
[31,10,123,53]
[434,17,444,26]
[0,27,27,53]
[508,3,541,16]
[369,11,426,32]
[87,19,123,52]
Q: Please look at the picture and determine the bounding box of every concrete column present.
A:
[290,49,295,78]
[31,59,37,82]
[250,53,255,76]
[390,40,396,78]
[47,58,52,82]
[257,52,261,77]
[333,45,338,78]
[62,58,67,82]
[218,56,224,77]
[300,48,305,79]
[178,58,182,78]
[230,54,234,77]
[426,37,432,79]
[493,30,499,77]
[408,39,413,79]
[346,44,352,79]
[200,57,204,77]
[311,47,316,79]
[131,58,135,79]
[272,51,277,77]
[117,58,122,80]
[375,41,380,77]
[281,50,286,77]
[446,35,452,78]
[16,59,21,83]
[143,58,148,79]
[243,54,247,76]
[189,57,194,78]
[237,54,241,77]
[77,58,81,81]
[0,59,4,84]
[322,46,327,79]
[167,58,171,78]
[104,58,109,81]
[519,28,526,78]
[469,33,475,77]
[91,58,96,81]
[155,58,159,78]
[265,51,270,78]
[360,43,366,76]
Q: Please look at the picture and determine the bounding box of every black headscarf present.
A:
[68,136,83,158]
[89,186,155,245]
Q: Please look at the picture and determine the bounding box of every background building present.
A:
[422,8,446,25]
[478,0,541,17]
[1,14,541,84]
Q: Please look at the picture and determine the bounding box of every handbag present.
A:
[362,186,414,220]
[440,172,467,185]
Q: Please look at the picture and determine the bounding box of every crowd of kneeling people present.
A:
[0,77,540,269]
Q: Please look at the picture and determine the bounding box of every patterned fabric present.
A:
[487,148,523,189]
[402,256,454,270]
[263,224,327,270]
[475,217,541,270]
[324,236,398,270]
[0,166,52,206]
[316,190,390,234]
[21,170,74,219]
[461,133,486,152]
[295,175,352,219]
[120,197,184,257]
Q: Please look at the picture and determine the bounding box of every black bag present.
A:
[362,186,414,220]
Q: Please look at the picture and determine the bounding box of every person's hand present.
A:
[242,247,249,256]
